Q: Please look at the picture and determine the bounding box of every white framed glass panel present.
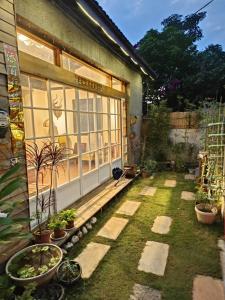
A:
[65,87,77,111]
[23,108,33,138]
[31,77,48,108]
[33,109,50,137]
[67,135,78,156]
[69,157,79,179]
[52,110,66,136]
[67,111,78,134]
[80,113,89,132]
[80,134,89,153]
[57,160,69,186]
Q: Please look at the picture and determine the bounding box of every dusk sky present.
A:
[97,0,225,50]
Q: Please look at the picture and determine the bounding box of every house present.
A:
[0,0,155,261]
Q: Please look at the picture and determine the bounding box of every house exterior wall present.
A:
[15,0,143,163]
[0,0,29,264]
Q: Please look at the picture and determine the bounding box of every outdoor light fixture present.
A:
[77,2,100,26]
[120,47,129,56]
[140,67,148,75]
[131,58,138,65]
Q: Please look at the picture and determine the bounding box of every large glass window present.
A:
[21,74,126,196]
[17,32,55,64]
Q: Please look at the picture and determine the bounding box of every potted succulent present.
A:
[194,189,218,224]
[60,209,77,230]
[141,160,157,178]
[6,244,63,287]
[57,259,82,285]
[48,215,67,240]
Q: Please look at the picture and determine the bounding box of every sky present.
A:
[97,0,225,50]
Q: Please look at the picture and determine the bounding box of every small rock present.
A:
[86,222,92,230]
[77,231,83,238]
[64,242,73,250]
[90,217,97,224]
[71,235,79,244]
[62,249,67,255]
[82,226,88,235]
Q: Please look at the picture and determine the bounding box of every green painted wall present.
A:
[15,0,143,162]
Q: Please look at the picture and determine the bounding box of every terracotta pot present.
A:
[124,164,137,178]
[54,228,65,239]
[33,230,51,244]
[66,220,74,230]
[141,170,150,178]
[195,204,217,224]
[6,243,63,287]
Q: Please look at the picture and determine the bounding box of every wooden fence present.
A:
[170,112,199,129]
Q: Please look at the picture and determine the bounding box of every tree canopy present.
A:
[137,13,225,111]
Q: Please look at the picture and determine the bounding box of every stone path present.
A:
[116,200,141,216]
[75,242,110,279]
[181,191,195,201]
[139,186,157,196]
[164,179,176,187]
[130,283,162,300]
[138,241,169,276]
[192,275,225,300]
[151,216,172,235]
[185,174,196,180]
[97,216,129,240]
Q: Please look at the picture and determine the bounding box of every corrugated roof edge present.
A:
[81,0,157,79]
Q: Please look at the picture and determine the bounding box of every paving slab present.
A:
[164,180,176,187]
[151,216,172,234]
[138,241,169,276]
[130,283,162,300]
[116,200,141,216]
[139,186,157,196]
[97,216,129,240]
[181,191,195,201]
[193,275,225,300]
[75,242,110,279]
[184,174,196,180]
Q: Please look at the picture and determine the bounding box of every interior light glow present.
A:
[101,28,117,44]
[140,67,148,75]
[120,47,129,56]
[77,2,100,26]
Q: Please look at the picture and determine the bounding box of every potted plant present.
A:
[194,189,218,224]
[57,259,82,285]
[6,244,63,287]
[48,215,67,240]
[60,209,77,230]
[141,160,157,178]
[124,164,137,178]
[32,283,64,300]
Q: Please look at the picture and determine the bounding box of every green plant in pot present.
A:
[48,215,67,239]
[194,188,218,224]
[141,160,157,178]
[60,209,77,230]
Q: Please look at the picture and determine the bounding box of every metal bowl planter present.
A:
[6,244,63,287]
[57,260,82,285]
[195,203,218,224]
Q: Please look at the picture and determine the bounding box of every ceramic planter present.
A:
[33,230,51,244]
[66,220,75,230]
[6,244,63,287]
[195,203,217,224]
[141,170,150,178]
[53,228,66,239]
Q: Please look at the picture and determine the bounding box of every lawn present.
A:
[66,172,223,300]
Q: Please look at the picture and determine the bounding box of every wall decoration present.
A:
[130,115,138,126]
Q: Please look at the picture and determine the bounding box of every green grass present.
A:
[66,172,223,300]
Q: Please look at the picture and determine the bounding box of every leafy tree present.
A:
[137,12,225,111]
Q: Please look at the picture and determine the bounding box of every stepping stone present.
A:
[138,241,169,276]
[164,180,176,187]
[185,174,196,180]
[97,217,128,240]
[75,242,110,279]
[193,275,225,300]
[139,186,157,196]
[181,191,195,201]
[151,216,172,234]
[116,200,141,216]
[130,283,162,300]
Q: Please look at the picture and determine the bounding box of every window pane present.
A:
[65,87,77,111]
[57,160,69,186]
[90,152,97,170]
[111,131,116,145]
[111,145,117,160]
[102,97,108,113]
[33,109,50,137]
[50,84,65,110]
[69,157,79,179]
[90,133,97,151]
[79,90,88,111]
[110,115,116,130]
[88,93,95,111]
[103,114,108,130]
[82,154,90,174]
[80,134,89,153]
[96,96,102,112]
[97,114,103,131]
[17,32,54,64]
[110,98,115,114]
[67,135,78,156]
[80,113,89,132]
[67,111,78,134]
[104,148,109,163]
[23,109,33,138]
[52,111,66,136]
[89,114,95,132]
[31,78,48,108]
[21,75,31,106]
